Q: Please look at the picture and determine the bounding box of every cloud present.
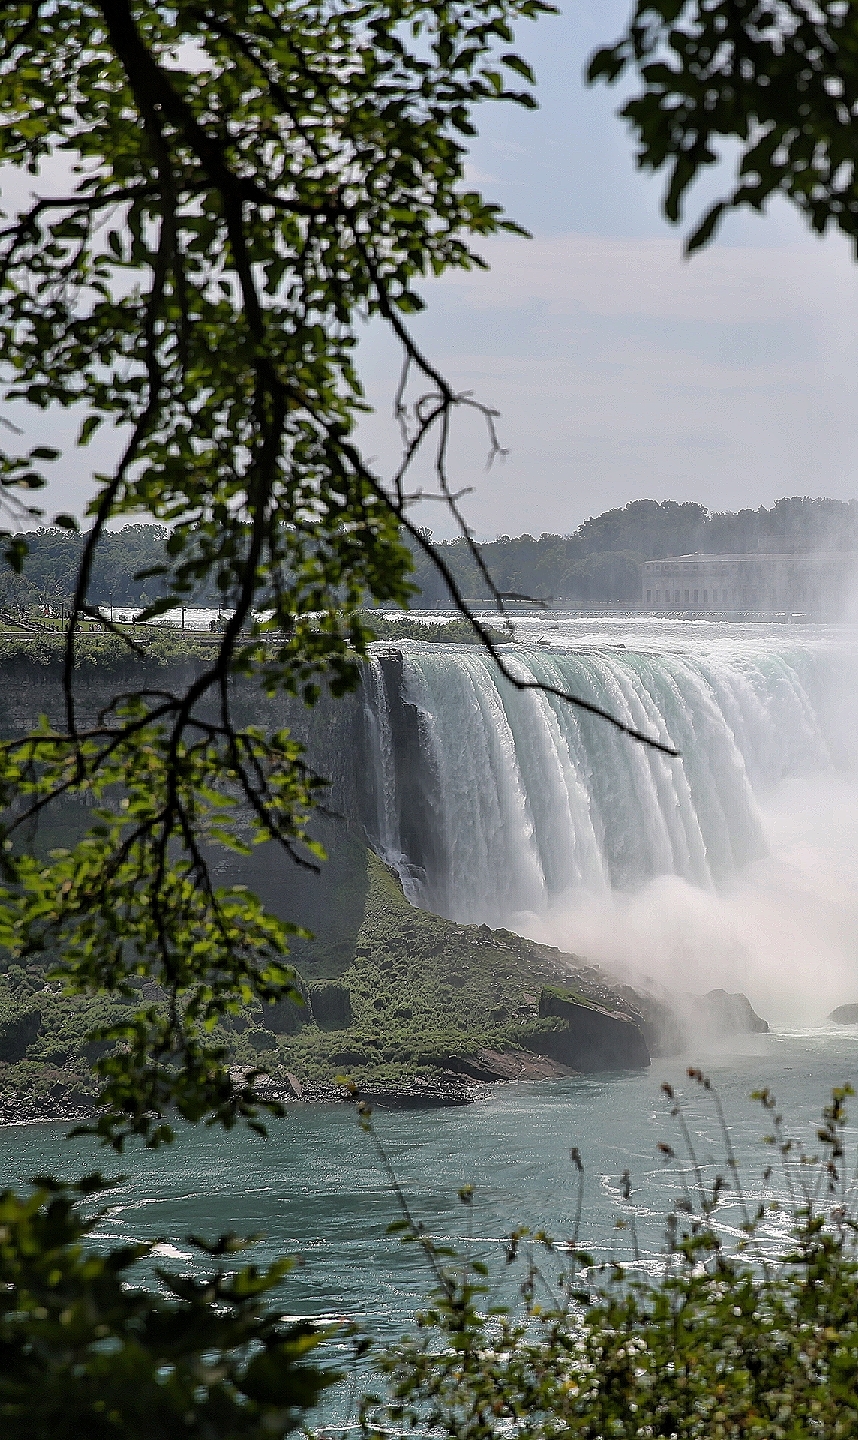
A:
[442,231,858,329]
[353,228,858,537]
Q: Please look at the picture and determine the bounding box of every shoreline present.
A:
[0,1050,584,1128]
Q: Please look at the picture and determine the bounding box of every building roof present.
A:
[642,551,855,566]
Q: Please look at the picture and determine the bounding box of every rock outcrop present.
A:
[829,1003,858,1024]
[524,986,650,1072]
[615,985,771,1056]
[696,988,769,1037]
[617,988,685,1057]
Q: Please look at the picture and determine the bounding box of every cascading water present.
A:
[361,651,401,869]
[361,621,858,1022]
[364,632,826,922]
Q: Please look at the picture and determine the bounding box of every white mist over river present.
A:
[365,618,858,1027]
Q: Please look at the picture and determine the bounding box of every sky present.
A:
[358,1,858,539]
[6,1,858,541]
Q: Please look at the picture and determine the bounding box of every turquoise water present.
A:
[1,1030,856,1344]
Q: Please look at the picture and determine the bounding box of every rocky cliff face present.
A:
[0,641,364,802]
[529,986,650,1071]
[0,643,373,967]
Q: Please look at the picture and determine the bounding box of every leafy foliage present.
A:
[0,627,222,667]
[0,525,174,611]
[362,1080,858,1440]
[1,698,324,1148]
[588,1,858,254]
[0,1173,335,1439]
[5,7,855,1434]
[0,0,561,1147]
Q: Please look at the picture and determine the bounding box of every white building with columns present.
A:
[640,552,857,617]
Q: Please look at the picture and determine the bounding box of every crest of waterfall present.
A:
[361,633,834,929]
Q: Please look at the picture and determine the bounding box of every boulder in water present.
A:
[698,989,769,1036]
[525,987,650,1071]
[829,1003,858,1024]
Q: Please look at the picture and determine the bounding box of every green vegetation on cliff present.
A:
[230,853,650,1090]
[272,854,560,1087]
[0,852,646,1113]
[0,966,130,1118]
[360,612,508,645]
[0,627,221,667]
[0,616,505,667]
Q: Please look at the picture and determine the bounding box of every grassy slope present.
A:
[0,853,637,1110]
[245,855,634,1089]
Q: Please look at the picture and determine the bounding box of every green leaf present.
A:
[501,52,535,83]
[685,200,728,254]
[586,45,627,85]
[52,513,80,531]
[3,534,29,573]
[77,414,104,446]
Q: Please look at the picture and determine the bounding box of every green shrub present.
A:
[0,1175,335,1439]
[360,612,509,646]
[361,1079,858,1440]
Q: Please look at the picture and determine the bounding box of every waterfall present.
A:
[361,631,837,930]
[361,653,399,862]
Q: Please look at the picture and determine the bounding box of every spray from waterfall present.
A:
[362,623,858,1027]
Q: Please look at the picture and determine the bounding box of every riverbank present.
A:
[2,847,777,1124]
[1,852,656,1123]
[0,1052,582,1127]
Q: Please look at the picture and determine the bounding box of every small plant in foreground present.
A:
[359,1077,858,1440]
[0,1174,336,1439]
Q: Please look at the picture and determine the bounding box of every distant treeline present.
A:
[0,525,217,611]
[3,497,857,609]
[409,496,858,605]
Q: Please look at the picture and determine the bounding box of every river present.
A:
[1,1028,856,1345]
